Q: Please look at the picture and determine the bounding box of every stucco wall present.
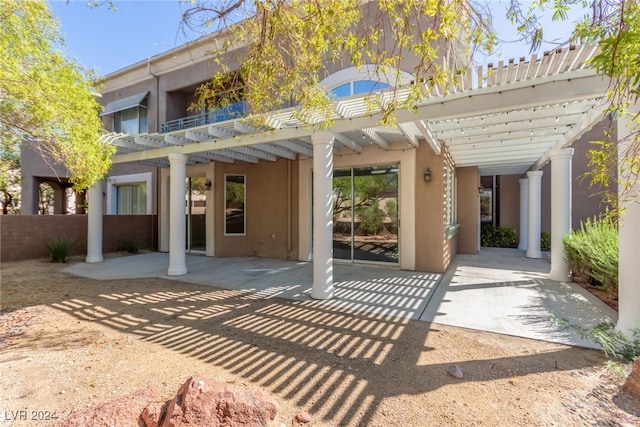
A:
[490,119,615,245]
[0,215,157,262]
[540,119,615,232]
[497,175,520,235]
[457,166,480,254]
[214,158,298,260]
[414,143,454,273]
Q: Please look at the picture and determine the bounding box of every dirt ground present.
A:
[1,256,639,427]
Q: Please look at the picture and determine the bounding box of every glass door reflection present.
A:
[332,165,398,263]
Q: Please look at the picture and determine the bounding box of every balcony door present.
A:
[332,165,399,263]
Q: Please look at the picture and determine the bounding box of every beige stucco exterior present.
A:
[20,3,611,279]
[491,120,615,244]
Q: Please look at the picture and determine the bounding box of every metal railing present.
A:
[160,101,248,133]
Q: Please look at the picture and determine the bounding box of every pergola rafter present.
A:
[109,44,607,177]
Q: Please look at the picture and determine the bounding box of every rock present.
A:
[623,357,640,400]
[158,374,278,427]
[58,386,165,427]
[448,364,463,379]
[295,411,311,423]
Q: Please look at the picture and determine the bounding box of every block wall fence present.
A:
[0,215,158,263]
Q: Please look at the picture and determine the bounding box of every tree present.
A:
[0,0,114,200]
[0,136,20,214]
[179,0,638,215]
[181,0,495,126]
[507,0,640,217]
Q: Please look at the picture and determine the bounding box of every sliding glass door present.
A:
[332,165,399,263]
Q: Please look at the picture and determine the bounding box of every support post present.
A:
[518,178,529,251]
[548,148,574,281]
[311,131,335,299]
[617,110,640,333]
[168,153,187,276]
[86,180,104,263]
[526,170,543,259]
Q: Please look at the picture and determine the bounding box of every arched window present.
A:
[330,80,390,98]
[319,65,413,99]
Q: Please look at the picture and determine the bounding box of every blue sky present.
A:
[49,0,586,77]
[50,1,195,75]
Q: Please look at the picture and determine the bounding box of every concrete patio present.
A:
[65,247,617,349]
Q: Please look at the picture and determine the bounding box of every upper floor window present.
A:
[320,65,413,99]
[114,106,148,135]
[101,91,148,135]
[330,80,390,98]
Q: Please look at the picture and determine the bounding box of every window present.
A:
[115,183,146,214]
[320,65,414,99]
[106,172,153,215]
[114,105,148,135]
[101,92,148,135]
[225,174,245,235]
[330,80,390,98]
[445,167,457,226]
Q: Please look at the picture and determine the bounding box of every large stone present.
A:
[58,386,165,427]
[158,374,278,427]
[623,357,640,400]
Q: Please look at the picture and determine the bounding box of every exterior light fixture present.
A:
[204,179,212,191]
[423,167,432,183]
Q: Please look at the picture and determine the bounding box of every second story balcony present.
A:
[161,100,248,133]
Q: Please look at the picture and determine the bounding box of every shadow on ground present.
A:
[1,259,608,426]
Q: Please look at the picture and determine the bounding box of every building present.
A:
[19,6,639,332]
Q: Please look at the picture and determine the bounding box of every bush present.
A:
[47,236,72,263]
[563,217,618,298]
[116,240,139,254]
[481,225,516,248]
[357,204,384,235]
[554,318,640,362]
[540,231,551,251]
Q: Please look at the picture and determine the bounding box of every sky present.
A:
[49,0,588,77]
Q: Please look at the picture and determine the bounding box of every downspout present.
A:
[148,57,160,251]
[287,159,292,256]
[147,57,159,132]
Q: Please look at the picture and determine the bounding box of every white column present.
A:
[548,148,574,281]
[617,110,640,334]
[311,131,335,299]
[526,170,543,258]
[86,180,104,263]
[518,178,529,251]
[168,153,187,276]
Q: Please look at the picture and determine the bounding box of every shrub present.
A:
[554,318,640,362]
[540,231,551,251]
[47,236,72,263]
[385,199,398,224]
[357,204,384,235]
[563,217,618,298]
[481,225,516,248]
[116,240,139,254]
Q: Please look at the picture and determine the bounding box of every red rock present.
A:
[158,374,278,427]
[58,386,164,427]
[623,356,640,400]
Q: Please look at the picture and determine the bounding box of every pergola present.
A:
[87,44,639,333]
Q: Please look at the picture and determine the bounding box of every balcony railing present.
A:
[161,100,248,133]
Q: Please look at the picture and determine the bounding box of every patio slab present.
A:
[420,248,617,348]
[64,248,617,349]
